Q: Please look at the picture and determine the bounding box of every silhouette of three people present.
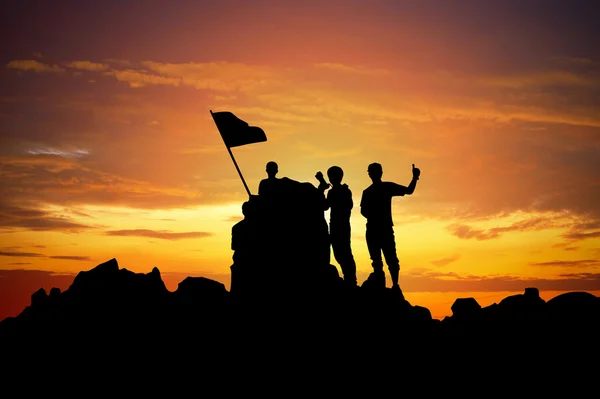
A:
[232,160,420,297]
[360,163,420,294]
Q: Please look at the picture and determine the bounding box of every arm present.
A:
[404,177,418,195]
[315,171,330,210]
[360,193,369,219]
[315,171,330,194]
[392,164,420,196]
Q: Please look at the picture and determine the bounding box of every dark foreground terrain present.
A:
[1,258,598,391]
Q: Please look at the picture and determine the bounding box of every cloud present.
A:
[528,259,600,268]
[103,69,182,89]
[562,230,600,241]
[446,216,561,240]
[6,60,64,73]
[64,61,109,71]
[1,218,92,232]
[554,221,600,244]
[0,156,211,210]
[0,251,44,257]
[402,268,600,293]
[26,148,90,158]
[6,57,600,129]
[104,229,213,240]
[313,63,391,76]
[0,247,91,262]
[431,254,461,267]
[7,262,33,265]
[0,200,95,233]
[48,255,92,261]
[475,70,600,89]
[3,58,600,223]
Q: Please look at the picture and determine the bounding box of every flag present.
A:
[211,111,267,148]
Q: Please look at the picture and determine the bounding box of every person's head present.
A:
[327,166,344,186]
[242,197,259,218]
[367,163,383,182]
[266,161,278,178]
[241,201,250,217]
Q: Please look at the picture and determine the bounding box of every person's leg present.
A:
[365,226,385,288]
[332,230,357,285]
[365,226,384,271]
[381,226,400,286]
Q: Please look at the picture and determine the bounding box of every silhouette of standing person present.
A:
[316,166,357,286]
[258,161,280,197]
[360,163,420,293]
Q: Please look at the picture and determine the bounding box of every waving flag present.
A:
[210,110,267,197]
[211,111,267,148]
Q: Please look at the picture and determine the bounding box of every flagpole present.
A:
[210,110,252,198]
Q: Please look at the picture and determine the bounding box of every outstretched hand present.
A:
[412,163,421,180]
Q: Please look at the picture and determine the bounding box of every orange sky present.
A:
[1,1,599,320]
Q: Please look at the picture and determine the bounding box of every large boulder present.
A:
[230,178,331,299]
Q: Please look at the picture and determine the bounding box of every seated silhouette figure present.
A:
[230,198,261,297]
[316,166,357,286]
[258,161,281,197]
[360,163,420,295]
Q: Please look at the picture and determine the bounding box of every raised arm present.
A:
[315,171,331,210]
[391,164,420,196]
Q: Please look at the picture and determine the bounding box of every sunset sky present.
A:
[1,0,599,320]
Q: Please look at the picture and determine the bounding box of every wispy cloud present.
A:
[0,251,45,257]
[104,229,213,240]
[431,254,461,267]
[403,268,600,292]
[7,60,64,73]
[26,148,90,158]
[446,217,561,240]
[528,259,600,268]
[0,201,94,233]
[48,255,92,261]
[64,61,109,71]
[313,62,391,76]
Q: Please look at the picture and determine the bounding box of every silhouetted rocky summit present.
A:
[2,185,599,384]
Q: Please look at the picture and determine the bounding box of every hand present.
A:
[412,164,420,180]
[315,171,329,191]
